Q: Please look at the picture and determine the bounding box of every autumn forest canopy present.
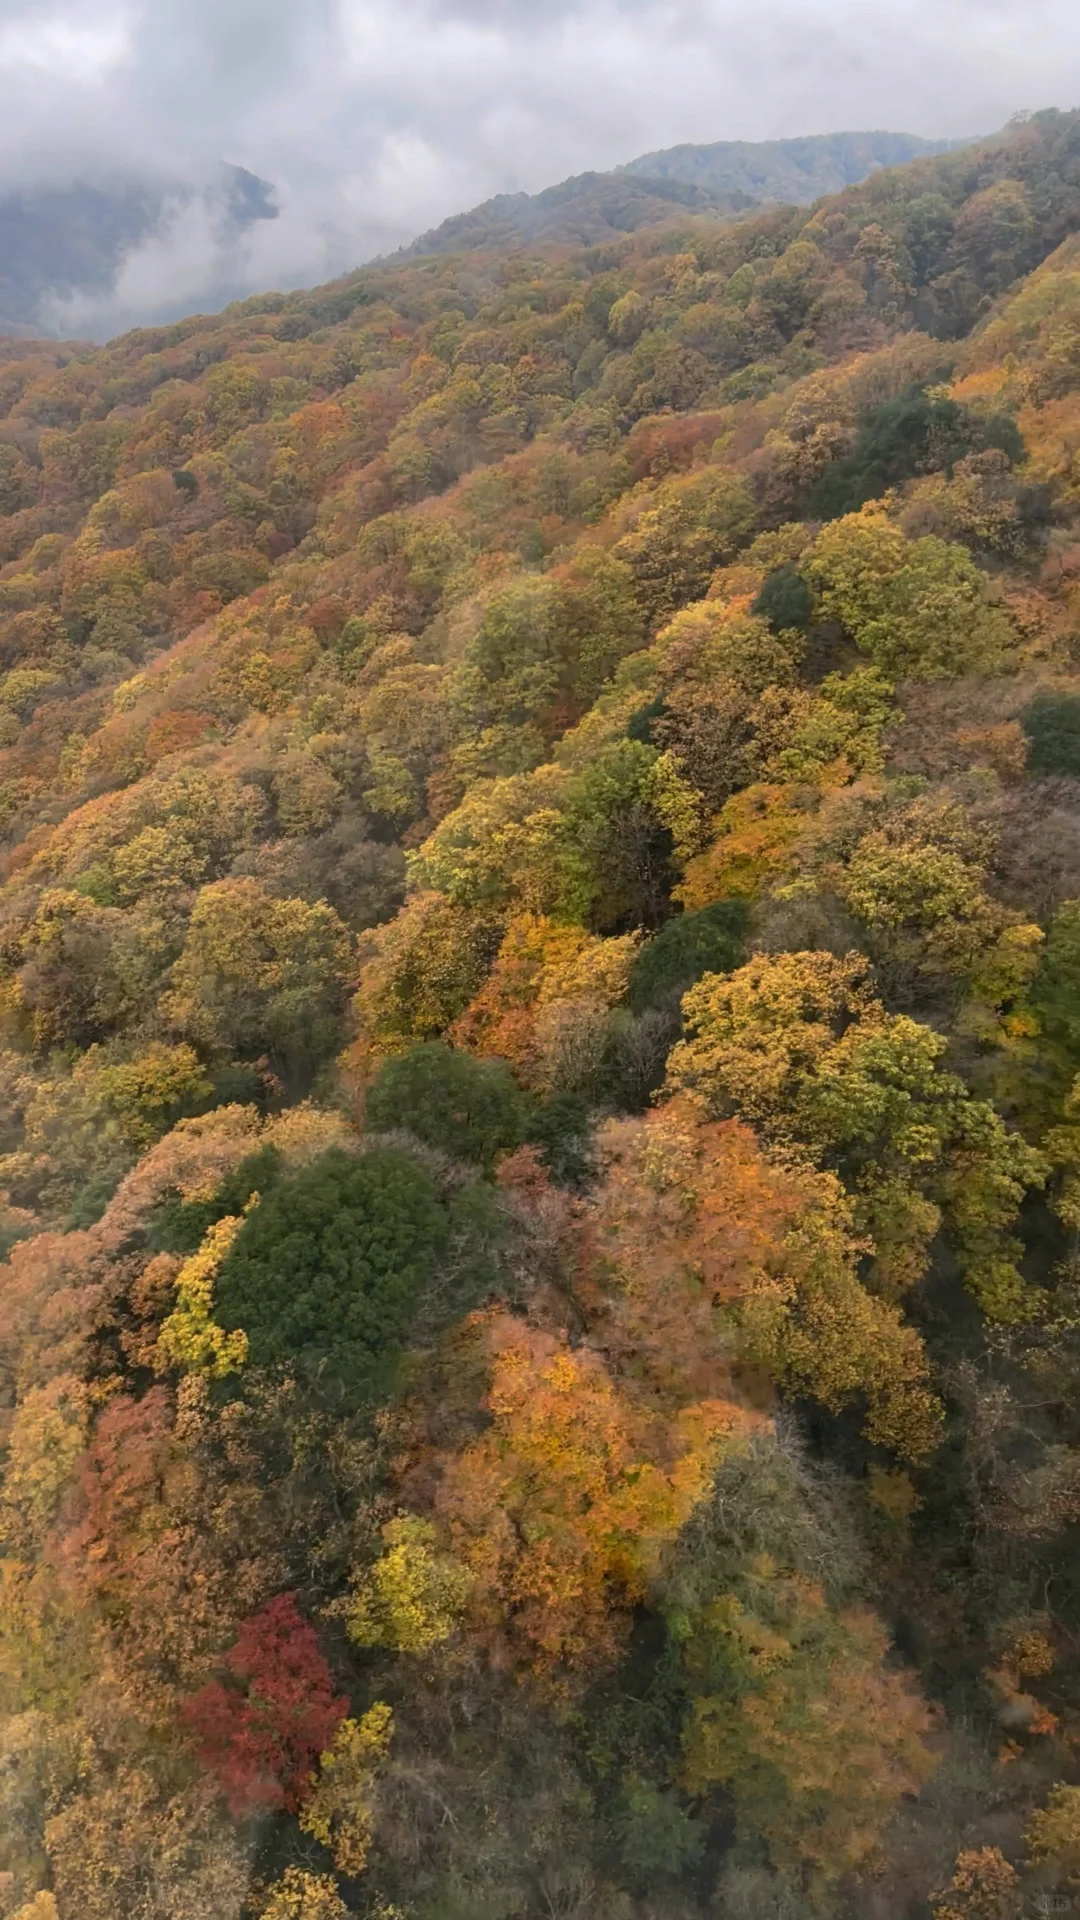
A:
[7,106,1080,1920]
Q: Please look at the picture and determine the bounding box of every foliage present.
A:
[155,1212,250,1378]
[451,911,639,1087]
[584,1096,941,1458]
[1026,1784,1080,1880]
[804,511,1016,678]
[181,1592,347,1819]
[663,1436,937,1900]
[212,1146,478,1398]
[365,1041,528,1167]
[259,1872,349,1920]
[808,386,1022,520]
[751,564,814,631]
[679,1562,936,1894]
[164,878,354,1079]
[353,891,504,1057]
[628,901,749,1010]
[0,1375,89,1549]
[347,1515,472,1654]
[668,950,1046,1317]
[932,1849,1021,1920]
[1020,690,1080,775]
[2,112,1080,1920]
[299,1701,394,1874]
[433,1310,752,1676]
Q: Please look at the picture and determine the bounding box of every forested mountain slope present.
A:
[619,128,969,199]
[398,129,967,259]
[3,104,1080,1920]
[399,168,752,258]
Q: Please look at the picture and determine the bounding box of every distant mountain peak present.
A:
[617,128,974,199]
[396,128,977,263]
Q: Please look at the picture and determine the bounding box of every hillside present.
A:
[0,135,973,336]
[620,127,971,198]
[396,168,750,259]
[395,129,969,260]
[2,104,1080,1920]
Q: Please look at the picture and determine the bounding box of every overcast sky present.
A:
[2,0,1078,332]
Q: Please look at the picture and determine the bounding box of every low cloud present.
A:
[1,0,1078,335]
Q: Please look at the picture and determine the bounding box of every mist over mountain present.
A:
[0,0,1073,340]
[0,164,278,339]
[0,130,976,339]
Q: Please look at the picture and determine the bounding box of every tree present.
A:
[679,1564,936,1895]
[365,1041,528,1169]
[751,563,814,630]
[0,1374,89,1550]
[347,1515,471,1655]
[212,1146,485,1400]
[756,665,895,784]
[164,878,354,1079]
[258,1871,349,1920]
[561,737,677,929]
[676,783,810,910]
[299,1702,394,1873]
[43,1766,250,1920]
[665,1436,937,1900]
[53,1372,285,1704]
[1031,899,1080,1067]
[457,575,562,735]
[611,467,757,628]
[352,891,504,1057]
[628,902,749,1012]
[108,821,207,903]
[451,912,639,1087]
[667,949,1045,1318]
[1021,691,1080,775]
[808,386,1022,520]
[155,1213,250,1378]
[584,1097,941,1459]
[830,806,1007,982]
[408,766,574,914]
[433,1311,751,1678]
[13,889,138,1051]
[932,1849,1021,1920]
[804,511,1015,678]
[9,1896,59,1920]
[1027,1784,1080,1886]
[181,1592,347,1818]
[74,1043,212,1150]
[12,1042,213,1220]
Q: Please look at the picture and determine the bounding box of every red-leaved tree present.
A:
[182,1592,347,1819]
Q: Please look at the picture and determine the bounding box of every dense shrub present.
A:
[628,902,750,1012]
[365,1041,528,1168]
[1021,691,1080,775]
[751,565,814,632]
[809,388,1023,520]
[214,1146,476,1398]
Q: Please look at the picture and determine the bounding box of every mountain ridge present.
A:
[393,128,976,262]
[0,129,976,339]
[619,126,976,196]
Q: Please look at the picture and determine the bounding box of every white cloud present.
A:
[0,8,131,79]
